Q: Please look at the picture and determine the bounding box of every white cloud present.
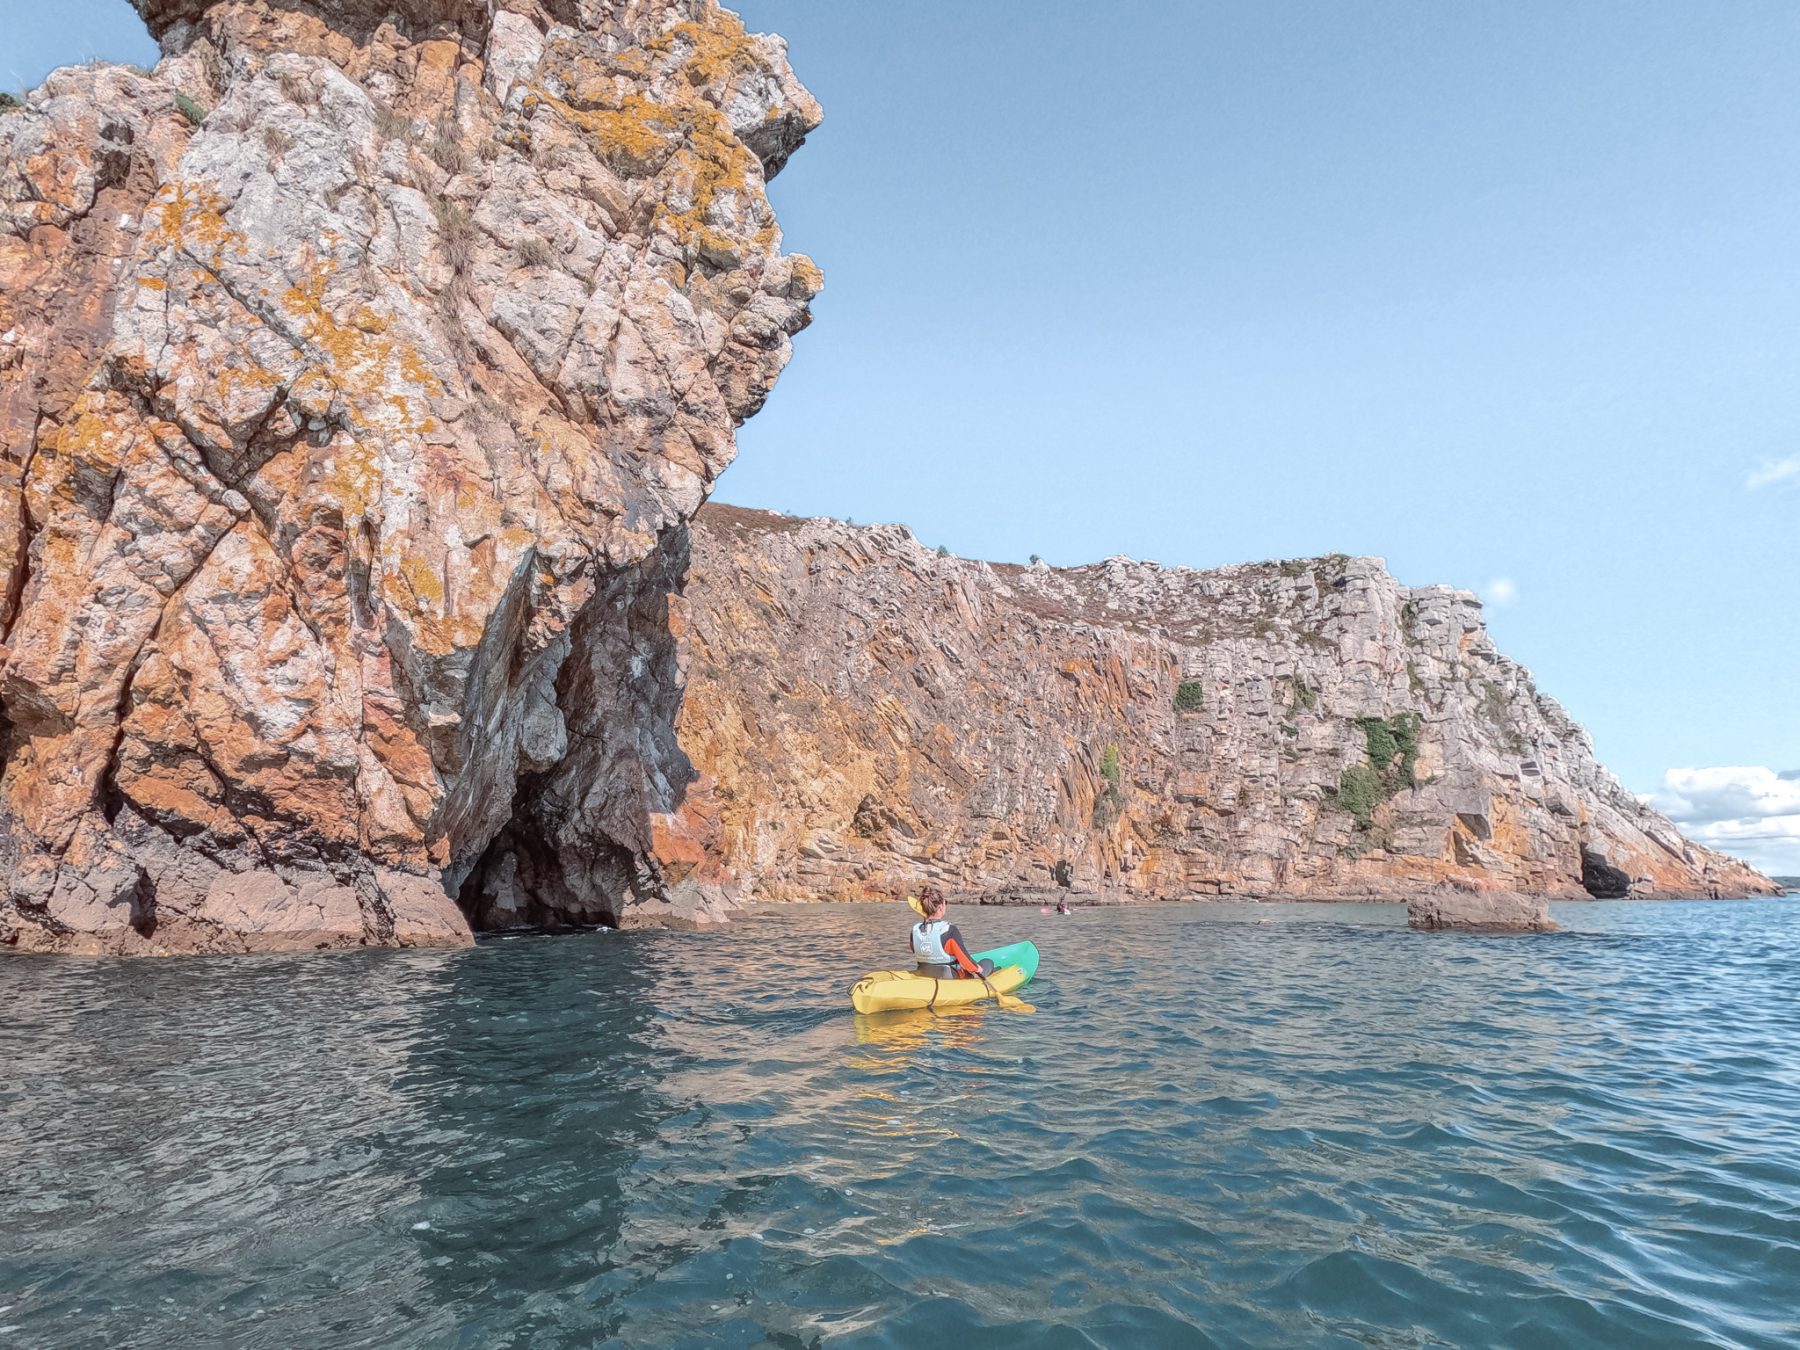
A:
[1747,456,1800,491]
[1478,577,1518,607]
[1648,766,1800,876]
[1651,766,1800,824]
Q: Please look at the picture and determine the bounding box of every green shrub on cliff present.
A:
[0,93,21,113]
[1332,711,1423,832]
[1335,763,1385,831]
[1357,711,1421,789]
[1360,716,1397,771]
[175,92,208,126]
[1173,680,1205,713]
[1092,742,1125,828]
[1392,711,1422,783]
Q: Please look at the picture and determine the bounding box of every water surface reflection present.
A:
[2,901,1798,1347]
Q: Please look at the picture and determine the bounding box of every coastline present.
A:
[749,885,1786,910]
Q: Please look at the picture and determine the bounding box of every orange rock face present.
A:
[0,1,819,952]
[679,507,1780,906]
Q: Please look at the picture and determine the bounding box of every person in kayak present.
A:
[910,887,996,980]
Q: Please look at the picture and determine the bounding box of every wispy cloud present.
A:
[1747,456,1800,491]
[1648,766,1800,875]
[1478,577,1518,607]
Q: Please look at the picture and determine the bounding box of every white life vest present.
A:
[912,919,953,965]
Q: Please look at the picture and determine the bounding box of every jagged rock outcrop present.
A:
[680,507,1780,905]
[0,0,819,953]
[1407,886,1558,933]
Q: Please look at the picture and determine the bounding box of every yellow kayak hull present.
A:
[849,962,1029,1014]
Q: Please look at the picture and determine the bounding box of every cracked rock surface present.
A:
[680,507,1779,906]
[0,0,818,953]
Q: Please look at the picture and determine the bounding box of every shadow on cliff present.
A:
[453,527,708,933]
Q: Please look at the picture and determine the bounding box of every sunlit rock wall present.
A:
[681,507,1779,905]
[0,0,819,953]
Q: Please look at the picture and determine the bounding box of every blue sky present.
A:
[8,3,1798,871]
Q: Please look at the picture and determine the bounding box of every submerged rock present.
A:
[0,0,819,953]
[971,886,1115,908]
[1408,887,1559,933]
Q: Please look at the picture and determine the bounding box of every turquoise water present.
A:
[4,900,1799,1348]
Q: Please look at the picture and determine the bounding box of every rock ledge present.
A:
[1408,887,1559,933]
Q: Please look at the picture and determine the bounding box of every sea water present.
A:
[3,900,1798,1348]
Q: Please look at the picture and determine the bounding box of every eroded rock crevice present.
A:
[0,0,819,953]
[453,525,715,931]
[1580,845,1634,900]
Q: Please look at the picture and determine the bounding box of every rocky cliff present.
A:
[680,507,1778,905]
[0,0,819,953]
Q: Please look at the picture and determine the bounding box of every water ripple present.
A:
[3,899,1799,1347]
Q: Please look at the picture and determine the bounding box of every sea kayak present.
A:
[849,940,1040,1014]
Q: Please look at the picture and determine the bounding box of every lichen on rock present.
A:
[0,0,820,953]
[677,507,1780,908]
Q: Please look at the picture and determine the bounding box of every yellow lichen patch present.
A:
[319,436,379,522]
[659,102,761,259]
[542,16,762,106]
[383,545,486,658]
[143,180,247,265]
[205,358,283,416]
[51,402,131,472]
[398,551,444,607]
[532,85,677,177]
[789,256,824,297]
[394,344,443,398]
[583,96,682,172]
[645,12,762,90]
[536,18,771,264]
[278,253,443,453]
[136,275,168,292]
